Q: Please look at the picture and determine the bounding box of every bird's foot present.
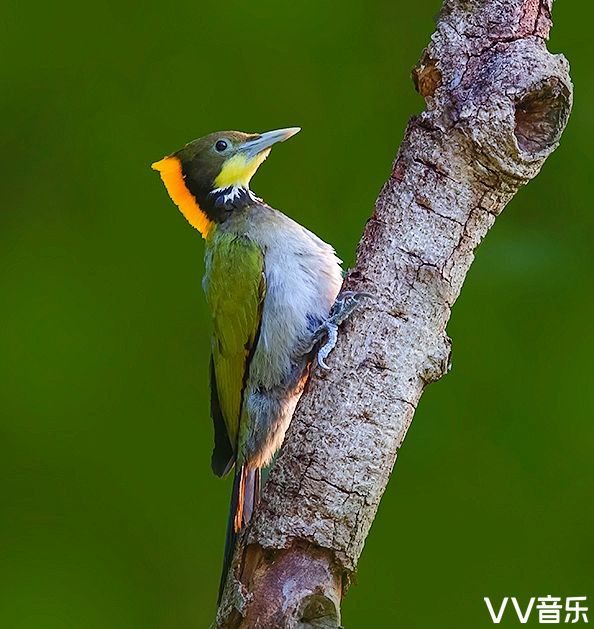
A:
[313,291,373,370]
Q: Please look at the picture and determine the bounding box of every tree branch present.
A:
[215,0,572,626]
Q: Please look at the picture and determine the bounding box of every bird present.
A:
[151,127,361,601]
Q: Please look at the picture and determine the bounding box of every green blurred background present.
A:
[1,1,592,627]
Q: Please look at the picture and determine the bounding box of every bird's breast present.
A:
[249,228,343,389]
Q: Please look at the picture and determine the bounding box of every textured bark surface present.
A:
[215,0,572,626]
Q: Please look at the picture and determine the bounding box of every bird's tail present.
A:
[218,465,260,603]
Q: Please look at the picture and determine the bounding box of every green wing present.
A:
[204,233,265,476]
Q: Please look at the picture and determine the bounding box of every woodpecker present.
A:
[152,128,362,600]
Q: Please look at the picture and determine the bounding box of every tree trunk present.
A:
[215,0,572,626]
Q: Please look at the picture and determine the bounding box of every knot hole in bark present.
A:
[514,78,571,153]
[297,594,340,628]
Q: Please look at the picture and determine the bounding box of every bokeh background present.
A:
[1,1,592,627]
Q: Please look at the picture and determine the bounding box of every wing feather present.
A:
[204,234,265,463]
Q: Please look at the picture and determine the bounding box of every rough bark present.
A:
[215,0,572,626]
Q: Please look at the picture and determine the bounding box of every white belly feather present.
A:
[248,209,343,389]
[239,205,343,467]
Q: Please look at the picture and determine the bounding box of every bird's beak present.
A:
[240,127,301,159]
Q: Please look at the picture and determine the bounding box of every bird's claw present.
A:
[314,291,373,370]
[328,290,373,325]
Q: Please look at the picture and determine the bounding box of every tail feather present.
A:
[218,465,261,603]
[242,467,260,525]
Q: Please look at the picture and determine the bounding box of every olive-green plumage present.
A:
[203,232,266,474]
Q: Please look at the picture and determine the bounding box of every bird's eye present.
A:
[215,140,228,152]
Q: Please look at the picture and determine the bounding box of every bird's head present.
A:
[152,127,300,238]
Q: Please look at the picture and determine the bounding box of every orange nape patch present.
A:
[151,156,213,238]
